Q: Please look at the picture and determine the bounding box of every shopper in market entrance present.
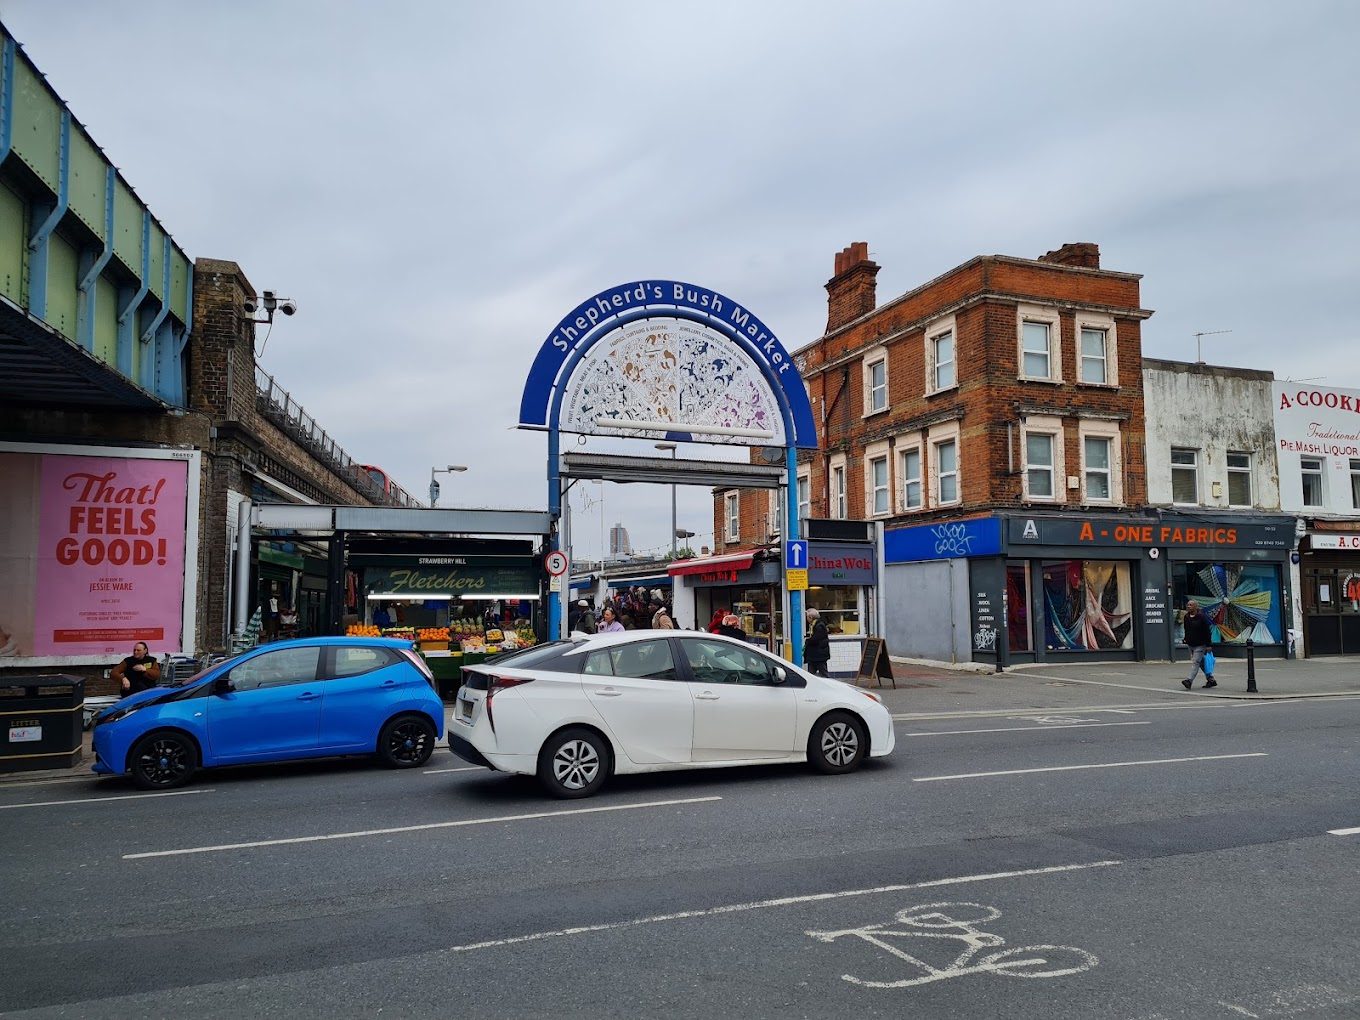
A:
[1181,600,1216,690]
[598,606,625,633]
[805,608,831,677]
[112,641,161,697]
[570,599,597,634]
[716,614,748,642]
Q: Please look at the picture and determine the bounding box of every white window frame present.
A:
[924,314,958,394]
[1078,421,1123,505]
[1300,456,1325,508]
[1226,451,1253,508]
[928,421,961,507]
[829,453,848,519]
[766,489,781,540]
[1350,458,1360,511]
[1016,304,1062,383]
[796,468,811,523]
[724,491,740,542]
[897,432,924,513]
[1075,312,1118,387]
[1171,448,1199,506]
[1020,415,1064,503]
[864,439,891,518]
[863,347,889,417]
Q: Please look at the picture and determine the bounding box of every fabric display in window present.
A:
[1042,560,1133,651]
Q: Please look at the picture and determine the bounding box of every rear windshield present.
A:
[483,639,583,673]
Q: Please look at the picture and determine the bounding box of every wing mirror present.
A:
[212,676,234,695]
[772,666,787,684]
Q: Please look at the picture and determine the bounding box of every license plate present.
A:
[460,700,473,719]
[8,726,41,743]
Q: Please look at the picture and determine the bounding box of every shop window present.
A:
[1172,562,1283,645]
[1007,563,1032,652]
[1084,436,1112,502]
[900,447,923,511]
[805,586,861,635]
[1171,448,1199,505]
[1040,560,1133,651]
[1227,452,1253,507]
[1351,459,1360,510]
[934,439,958,505]
[869,456,890,516]
[724,491,739,542]
[1301,456,1325,507]
[1025,433,1056,499]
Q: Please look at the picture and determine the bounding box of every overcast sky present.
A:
[6,1,1358,558]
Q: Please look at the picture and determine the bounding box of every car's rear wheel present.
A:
[128,730,200,790]
[808,711,867,775]
[378,714,436,768]
[538,727,609,799]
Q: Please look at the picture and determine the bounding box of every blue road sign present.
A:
[785,540,808,570]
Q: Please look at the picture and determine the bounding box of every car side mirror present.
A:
[213,676,234,695]
[772,666,787,684]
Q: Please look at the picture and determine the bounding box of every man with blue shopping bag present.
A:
[1181,600,1216,690]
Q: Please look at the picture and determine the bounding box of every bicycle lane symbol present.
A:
[806,902,1098,989]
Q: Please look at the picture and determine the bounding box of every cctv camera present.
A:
[262,291,278,312]
[243,297,258,314]
[279,300,297,316]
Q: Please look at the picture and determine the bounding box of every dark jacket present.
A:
[113,654,161,696]
[805,620,831,664]
[1183,611,1213,648]
[716,624,748,643]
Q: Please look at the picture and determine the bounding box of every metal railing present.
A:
[254,366,421,507]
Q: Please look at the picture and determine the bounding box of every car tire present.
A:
[378,714,437,769]
[808,711,867,775]
[128,730,200,790]
[538,727,610,799]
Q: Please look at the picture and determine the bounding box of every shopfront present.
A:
[669,551,781,648]
[1298,530,1360,655]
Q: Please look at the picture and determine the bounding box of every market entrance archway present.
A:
[518,280,818,661]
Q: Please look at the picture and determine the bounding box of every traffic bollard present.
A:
[1246,639,1258,693]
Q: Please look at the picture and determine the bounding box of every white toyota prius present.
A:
[448,630,895,798]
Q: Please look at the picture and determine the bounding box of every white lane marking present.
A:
[445,861,1121,953]
[913,753,1268,783]
[1327,826,1360,836]
[422,766,484,774]
[0,789,213,810]
[907,721,1151,737]
[125,795,722,859]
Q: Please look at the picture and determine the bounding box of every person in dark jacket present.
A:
[112,641,161,697]
[1181,600,1216,690]
[707,609,727,634]
[715,614,749,643]
[804,608,831,677]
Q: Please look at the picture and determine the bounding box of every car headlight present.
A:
[94,704,144,727]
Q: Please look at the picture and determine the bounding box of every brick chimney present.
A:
[1037,242,1101,269]
[825,242,879,333]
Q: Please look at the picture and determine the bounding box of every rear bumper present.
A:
[448,732,495,770]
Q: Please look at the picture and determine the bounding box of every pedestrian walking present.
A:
[598,606,625,633]
[715,613,748,642]
[1181,599,1216,689]
[653,604,674,629]
[805,608,830,677]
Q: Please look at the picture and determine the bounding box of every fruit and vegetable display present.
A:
[345,618,537,651]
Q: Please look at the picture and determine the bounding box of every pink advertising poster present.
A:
[30,454,189,656]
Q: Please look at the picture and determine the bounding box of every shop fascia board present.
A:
[249,504,551,535]
[561,452,786,489]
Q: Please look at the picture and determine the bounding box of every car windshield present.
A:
[176,650,251,686]
[484,639,582,667]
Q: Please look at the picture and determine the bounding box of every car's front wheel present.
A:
[128,730,200,790]
[538,727,609,799]
[808,712,868,775]
[378,714,437,769]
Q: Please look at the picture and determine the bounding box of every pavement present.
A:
[5,653,1356,787]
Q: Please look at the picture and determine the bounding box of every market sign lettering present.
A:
[385,569,485,593]
[1008,515,1293,550]
[699,569,740,583]
[364,565,539,596]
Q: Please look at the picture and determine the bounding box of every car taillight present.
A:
[485,675,533,732]
[398,649,437,689]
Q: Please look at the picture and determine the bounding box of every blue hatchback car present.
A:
[92,637,445,790]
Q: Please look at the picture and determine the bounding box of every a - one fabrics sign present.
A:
[1273,382,1360,515]
[883,518,1002,563]
[0,451,191,658]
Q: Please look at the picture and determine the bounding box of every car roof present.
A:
[239,636,414,650]
[568,630,760,652]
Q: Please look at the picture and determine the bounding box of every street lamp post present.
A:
[655,443,677,558]
[429,464,468,507]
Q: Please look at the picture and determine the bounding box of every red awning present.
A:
[668,551,756,577]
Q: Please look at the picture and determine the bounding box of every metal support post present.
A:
[1246,639,1257,693]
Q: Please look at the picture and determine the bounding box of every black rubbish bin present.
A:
[0,675,85,773]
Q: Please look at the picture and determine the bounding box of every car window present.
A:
[227,646,321,692]
[331,646,396,679]
[608,639,678,682]
[583,650,614,676]
[486,640,585,673]
[680,638,776,686]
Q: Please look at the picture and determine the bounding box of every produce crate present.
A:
[418,640,449,652]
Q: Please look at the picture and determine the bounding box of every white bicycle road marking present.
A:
[808,901,1097,989]
[1328,825,1360,836]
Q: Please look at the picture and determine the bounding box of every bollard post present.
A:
[1246,638,1257,693]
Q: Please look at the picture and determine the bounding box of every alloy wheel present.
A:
[135,737,192,786]
[386,721,430,765]
[551,739,600,791]
[820,721,860,768]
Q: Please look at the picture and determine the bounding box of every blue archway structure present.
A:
[520,280,818,662]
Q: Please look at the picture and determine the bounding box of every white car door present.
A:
[581,639,693,765]
[678,637,798,762]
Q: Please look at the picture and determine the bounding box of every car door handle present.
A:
[594,687,623,697]
[695,691,721,700]
[296,692,318,701]
[380,680,398,688]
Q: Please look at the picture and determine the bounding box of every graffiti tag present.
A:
[932,523,974,557]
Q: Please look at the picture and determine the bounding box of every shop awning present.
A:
[668,552,756,577]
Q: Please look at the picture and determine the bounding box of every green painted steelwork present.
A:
[0,20,194,408]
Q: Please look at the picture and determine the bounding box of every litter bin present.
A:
[0,675,85,773]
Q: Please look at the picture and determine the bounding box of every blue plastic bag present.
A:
[1203,650,1216,674]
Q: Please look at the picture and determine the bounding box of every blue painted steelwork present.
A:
[25,109,71,320]
[116,211,151,379]
[140,235,173,394]
[76,165,117,352]
[0,35,14,165]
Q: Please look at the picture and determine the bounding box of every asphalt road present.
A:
[1,685,1358,1019]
